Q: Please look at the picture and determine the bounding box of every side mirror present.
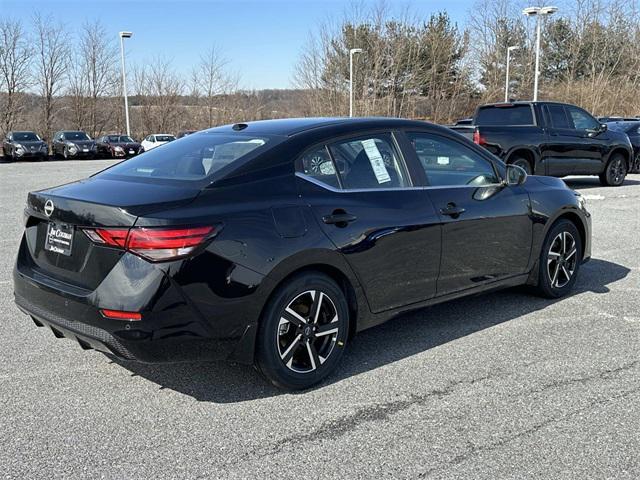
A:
[506,164,527,186]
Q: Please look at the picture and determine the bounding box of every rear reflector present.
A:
[100,309,142,321]
[82,225,217,262]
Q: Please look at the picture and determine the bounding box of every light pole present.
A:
[119,31,133,136]
[505,45,520,102]
[523,6,558,101]
[349,48,363,117]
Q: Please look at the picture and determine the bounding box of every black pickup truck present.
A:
[450,101,633,186]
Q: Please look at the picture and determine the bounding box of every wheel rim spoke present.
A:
[565,247,577,260]
[309,291,323,325]
[306,340,320,371]
[281,334,302,363]
[282,308,307,328]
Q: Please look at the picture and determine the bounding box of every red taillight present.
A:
[83,225,217,262]
[100,309,142,321]
[473,129,486,146]
[127,226,215,261]
[91,228,129,247]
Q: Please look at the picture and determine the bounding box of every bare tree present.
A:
[134,58,184,136]
[0,19,32,135]
[191,45,239,128]
[32,14,69,142]
[78,21,118,137]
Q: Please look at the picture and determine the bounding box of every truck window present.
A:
[475,105,534,126]
[547,105,571,129]
[566,106,600,131]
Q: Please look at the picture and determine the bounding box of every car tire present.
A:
[633,153,640,174]
[255,272,350,390]
[599,154,627,186]
[534,219,582,299]
[511,156,533,175]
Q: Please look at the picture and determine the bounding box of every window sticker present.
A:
[361,139,391,184]
[437,156,450,165]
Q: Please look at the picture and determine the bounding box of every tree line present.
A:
[1,0,639,143]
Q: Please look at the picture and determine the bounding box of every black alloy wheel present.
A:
[535,219,582,298]
[511,157,532,175]
[600,154,627,186]
[256,272,349,390]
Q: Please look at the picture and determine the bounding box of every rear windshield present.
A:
[14,132,39,141]
[475,105,534,126]
[98,133,276,183]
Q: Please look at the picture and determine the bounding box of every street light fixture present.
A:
[522,5,558,101]
[349,48,363,117]
[119,31,133,136]
[505,45,520,102]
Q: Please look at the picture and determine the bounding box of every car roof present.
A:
[203,117,437,137]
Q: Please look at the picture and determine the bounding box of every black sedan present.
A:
[52,130,97,159]
[607,121,640,173]
[2,131,48,161]
[13,118,592,390]
[96,134,143,159]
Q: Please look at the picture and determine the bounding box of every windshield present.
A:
[14,132,39,141]
[99,133,276,183]
[107,135,134,143]
[64,132,90,141]
[156,135,175,142]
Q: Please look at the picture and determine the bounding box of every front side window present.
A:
[99,133,274,183]
[407,132,499,187]
[329,135,408,189]
[567,107,599,130]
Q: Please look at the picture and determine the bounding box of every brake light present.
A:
[473,129,487,146]
[83,225,217,262]
[100,309,142,321]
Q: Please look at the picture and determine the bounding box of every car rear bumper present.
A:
[12,248,261,364]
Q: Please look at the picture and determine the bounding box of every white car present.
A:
[141,134,176,152]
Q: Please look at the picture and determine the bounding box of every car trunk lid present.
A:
[22,177,202,290]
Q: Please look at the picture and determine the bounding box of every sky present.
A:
[4,0,471,90]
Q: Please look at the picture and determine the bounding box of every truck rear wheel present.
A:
[511,157,532,175]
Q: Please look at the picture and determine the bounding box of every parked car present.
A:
[176,130,197,138]
[2,131,48,161]
[96,134,143,159]
[607,120,640,173]
[52,131,97,160]
[141,133,175,151]
[14,118,592,390]
[451,101,633,186]
[454,118,473,126]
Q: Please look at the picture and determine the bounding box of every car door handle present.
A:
[322,212,357,225]
[440,203,466,218]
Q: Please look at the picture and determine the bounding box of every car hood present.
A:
[67,140,95,148]
[16,140,46,147]
[109,142,141,149]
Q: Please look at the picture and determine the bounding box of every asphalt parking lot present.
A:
[0,160,638,479]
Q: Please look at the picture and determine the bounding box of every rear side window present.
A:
[407,132,499,187]
[475,105,534,126]
[299,146,340,189]
[329,135,408,189]
[547,105,571,128]
[100,133,275,182]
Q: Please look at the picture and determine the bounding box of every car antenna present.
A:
[232,123,248,131]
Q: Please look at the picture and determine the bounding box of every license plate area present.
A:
[44,222,74,256]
